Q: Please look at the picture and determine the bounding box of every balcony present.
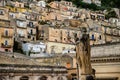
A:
[90,38,96,41]
[1,34,13,38]
[39,35,44,40]
[18,35,25,38]
[1,44,12,48]
[0,20,10,27]
[17,26,27,29]
[105,33,120,37]
[27,24,36,28]
[28,33,36,36]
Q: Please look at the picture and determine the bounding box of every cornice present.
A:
[91,57,120,63]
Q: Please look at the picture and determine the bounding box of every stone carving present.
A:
[76,28,92,80]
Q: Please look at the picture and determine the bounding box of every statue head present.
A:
[74,27,89,45]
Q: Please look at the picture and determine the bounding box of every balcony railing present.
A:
[28,33,36,36]
[18,35,25,38]
[1,44,12,48]
[17,26,27,29]
[1,34,13,38]
[39,35,44,40]
[105,33,120,37]
[90,38,96,41]
[27,24,36,28]
[0,22,10,27]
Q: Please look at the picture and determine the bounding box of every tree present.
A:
[105,10,118,19]
[101,0,120,8]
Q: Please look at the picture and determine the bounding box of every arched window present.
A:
[20,76,29,80]
[57,76,63,80]
[39,76,47,80]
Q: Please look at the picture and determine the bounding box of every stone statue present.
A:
[76,28,92,80]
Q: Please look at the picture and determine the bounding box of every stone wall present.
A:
[0,75,67,80]
[91,42,120,57]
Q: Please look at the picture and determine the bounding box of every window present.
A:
[29,22,33,27]
[40,30,44,37]
[96,27,98,31]
[74,33,77,37]
[15,8,17,12]
[99,35,101,40]
[32,37,35,41]
[67,31,70,36]
[28,35,31,38]
[91,15,95,20]
[51,46,55,54]
[92,34,94,40]
[4,40,8,45]
[0,10,4,15]
[25,16,27,19]
[55,39,57,42]
[5,30,8,36]
[20,76,29,80]
[72,77,77,80]
[55,16,57,20]
[19,4,21,8]
[39,76,47,80]
[5,49,8,52]
[30,29,33,35]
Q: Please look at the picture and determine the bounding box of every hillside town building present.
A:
[0,0,120,80]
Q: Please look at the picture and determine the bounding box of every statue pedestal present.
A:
[79,75,86,80]
[79,74,94,80]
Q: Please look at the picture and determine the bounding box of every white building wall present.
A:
[22,42,46,53]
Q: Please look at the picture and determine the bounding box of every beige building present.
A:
[15,19,28,42]
[34,42,120,80]
[0,19,14,52]
[0,7,9,20]
[0,52,68,80]
[27,21,37,41]
[91,43,120,80]
[10,1,24,8]
[90,12,105,21]
[48,1,78,21]
[37,23,82,52]
[45,41,75,54]
[37,24,79,54]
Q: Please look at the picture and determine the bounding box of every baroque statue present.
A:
[75,27,93,80]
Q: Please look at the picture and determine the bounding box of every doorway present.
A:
[20,76,29,80]
[39,76,47,80]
